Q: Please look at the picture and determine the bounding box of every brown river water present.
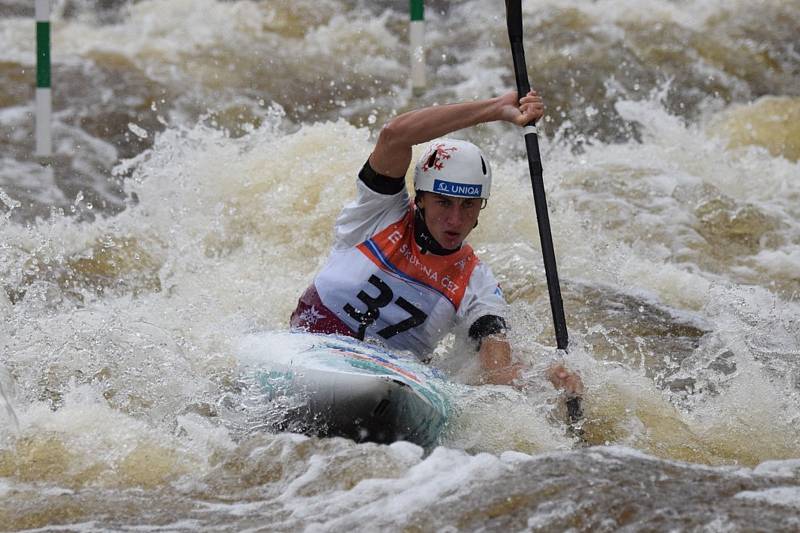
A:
[1,0,800,530]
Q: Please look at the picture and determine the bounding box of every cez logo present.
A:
[433,179,482,198]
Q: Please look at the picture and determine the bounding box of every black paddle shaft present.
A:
[505,0,569,351]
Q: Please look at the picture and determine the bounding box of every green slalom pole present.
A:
[410,0,425,96]
[35,0,52,157]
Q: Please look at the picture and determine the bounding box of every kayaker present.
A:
[291,90,583,397]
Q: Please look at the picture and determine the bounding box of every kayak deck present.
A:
[239,332,451,448]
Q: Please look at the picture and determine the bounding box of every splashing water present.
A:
[1,0,800,530]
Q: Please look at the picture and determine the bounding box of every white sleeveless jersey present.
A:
[311,180,507,359]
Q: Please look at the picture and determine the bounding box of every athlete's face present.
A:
[418,192,483,250]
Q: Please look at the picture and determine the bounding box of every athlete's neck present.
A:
[414,208,461,256]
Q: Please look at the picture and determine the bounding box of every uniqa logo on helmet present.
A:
[413,138,492,199]
[432,179,482,197]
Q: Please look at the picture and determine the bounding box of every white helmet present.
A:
[413,139,492,199]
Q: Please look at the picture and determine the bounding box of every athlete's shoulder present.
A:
[468,259,499,282]
[332,182,410,251]
[465,260,504,298]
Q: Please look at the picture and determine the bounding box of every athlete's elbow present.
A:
[378,118,413,150]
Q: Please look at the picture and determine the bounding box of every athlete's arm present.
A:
[369,90,544,178]
[479,335,584,394]
[469,314,519,385]
[478,334,523,385]
[471,315,583,392]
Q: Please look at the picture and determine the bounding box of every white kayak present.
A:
[237,331,452,448]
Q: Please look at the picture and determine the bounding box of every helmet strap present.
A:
[413,206,460,256]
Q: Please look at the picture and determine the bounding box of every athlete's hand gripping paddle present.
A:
[505,0,582,424]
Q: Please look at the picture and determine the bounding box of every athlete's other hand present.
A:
[496,90,544,126]
[546,363,583,397]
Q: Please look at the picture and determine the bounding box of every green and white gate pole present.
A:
[35,0,52,157]
[410,0,426,96]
